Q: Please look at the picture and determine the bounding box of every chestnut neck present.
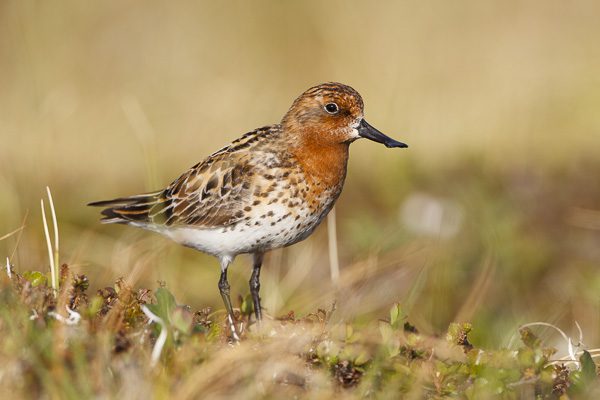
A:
[289,127,350,192]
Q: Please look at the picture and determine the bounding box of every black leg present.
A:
[249,252,264,323]
[218,262,240,341]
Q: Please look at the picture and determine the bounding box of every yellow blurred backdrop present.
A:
[1,1,600,346]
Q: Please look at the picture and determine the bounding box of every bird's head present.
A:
[281,82,408,149]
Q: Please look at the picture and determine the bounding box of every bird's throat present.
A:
[292,140,349,195]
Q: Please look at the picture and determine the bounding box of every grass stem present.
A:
[327,207,340,289]
[41,187,60,295]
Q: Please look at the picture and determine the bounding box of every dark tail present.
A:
[88,191,165,225]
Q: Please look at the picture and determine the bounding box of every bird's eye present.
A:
[324,103,339,114]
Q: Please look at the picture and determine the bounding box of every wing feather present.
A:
[89,125,285,229]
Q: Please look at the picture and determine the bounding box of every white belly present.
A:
[157,202,327,258]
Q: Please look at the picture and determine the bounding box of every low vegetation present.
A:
[0,264,598,399]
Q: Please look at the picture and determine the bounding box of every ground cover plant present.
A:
[0,265,598,399]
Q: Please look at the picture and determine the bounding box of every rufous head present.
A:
[281,82,408,149]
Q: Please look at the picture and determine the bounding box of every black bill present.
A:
[357,119,408,148]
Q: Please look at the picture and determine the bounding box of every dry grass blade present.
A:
[41,188,60,295]
[41,198,57,294]
[327,206,340,289]
[0,226,24,242]
[46,186,60,277]
[5,256,12,279]
[9,210,29,260]
[141,305,167,367]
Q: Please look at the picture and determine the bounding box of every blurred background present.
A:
[1,0,599,347]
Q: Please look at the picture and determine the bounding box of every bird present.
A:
[89,82,407,339]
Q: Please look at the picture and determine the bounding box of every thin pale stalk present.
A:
[5,257,11,279]
[46,187,60,282]
[141,305,168,367]
[0,226,24,241]
[10,210,29,260]
[327,207,340,288]
[41,199,57,294]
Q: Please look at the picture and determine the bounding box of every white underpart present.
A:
[219,254,234,272]
[159,202,321,263]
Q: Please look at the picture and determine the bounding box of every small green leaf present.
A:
[571,350,598,394]
[86,295,104,316]
[146,287,177,323]
[580,350,597,384]
[354,351,370,366]
[171,306,193,335]
[22,271,48,287]
[389,303,404,329]
[240,294,253,316]
[379,320,393,343]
